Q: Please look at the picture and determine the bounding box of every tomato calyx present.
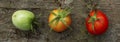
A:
[49,7,72,29]
[86,0,99,33]
[88,10,98,32]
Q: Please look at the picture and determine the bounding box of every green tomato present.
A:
[12,10,35,31]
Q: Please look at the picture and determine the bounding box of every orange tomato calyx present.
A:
[49,7,72,28]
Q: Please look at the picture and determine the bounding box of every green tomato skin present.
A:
[12,10,35,30]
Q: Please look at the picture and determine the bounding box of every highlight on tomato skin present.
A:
[86,10,109,35]
[48,8,72,32]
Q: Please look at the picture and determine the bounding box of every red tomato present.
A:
[86,10,109,35]
[48,9,72,32]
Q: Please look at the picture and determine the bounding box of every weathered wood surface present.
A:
[0,0,120,42]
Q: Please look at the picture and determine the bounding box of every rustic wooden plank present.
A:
[0,0,57,9]
[0,0,120,42]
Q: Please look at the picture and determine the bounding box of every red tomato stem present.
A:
[88,10,98,33]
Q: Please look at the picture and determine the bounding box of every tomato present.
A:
[12,10,35,31]
[48,8,72,32]
[86,10,109,35]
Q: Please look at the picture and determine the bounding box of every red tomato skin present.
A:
[86,10,109,35]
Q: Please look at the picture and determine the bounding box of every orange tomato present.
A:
[48,9,72,32]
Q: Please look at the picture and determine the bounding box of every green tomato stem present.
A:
[88,10,98,32]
